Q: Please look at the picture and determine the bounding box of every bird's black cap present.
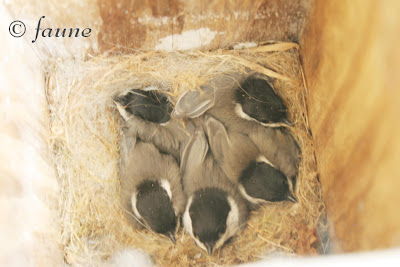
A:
[189,188,231,254]
[115,89,173,124]
[136,180,177,240]
[240,161,293,202]
[235,74,287,124]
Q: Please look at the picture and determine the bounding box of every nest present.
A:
[45,42,325,266]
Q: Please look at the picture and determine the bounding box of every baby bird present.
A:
[204,116,296,204]
[248,125,300,186]
[173,72,289,127]
[115,88,172,124]
[239,160,297,204]
[181,127,248,255]
[172,74,300,185]
[115,88,186,242]
[115,88,187,162]
[119,131,186,243]
[234,73,289,127]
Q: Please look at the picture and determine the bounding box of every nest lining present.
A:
[45,42,325,267]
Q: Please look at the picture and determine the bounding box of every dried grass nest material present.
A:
[45,42,326,267]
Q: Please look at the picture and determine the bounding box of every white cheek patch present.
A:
[183,197,208,253]
[143,86,159,91]
[226,196,240,234]
[160,179,172,199]
[260,122,287,128]
[160,179,177,215]
[182,197,207,254]
[183,197,194,238]
[235,103,256,122]
[159,121,170,126]
[256,155,276,168]
[194,238,208,253]
[234,103,285,128]
[215,196,240,250]
[238,184,268,205]
[115,101,131,121]
[130,191,142,219]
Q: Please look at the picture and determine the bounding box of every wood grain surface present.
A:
[97,0,309,52]
[301,0,400,252]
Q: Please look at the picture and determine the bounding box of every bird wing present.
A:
[172,85,215,119]
[180,128,209,177]
[204,116,231,164]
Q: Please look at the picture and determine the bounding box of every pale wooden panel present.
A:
[97,0,309,52]
[300,0,400,252]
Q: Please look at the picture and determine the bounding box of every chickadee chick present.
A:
[115,88,187,162]
[239,159,297,204]
[204,116,296,204]
[248,125,300,186]
[172,74,300,185]
[234,73,289,127]
[173,72,290,127]
[181,127,248,255]
[115,88,172,124]
[119,132,186,243]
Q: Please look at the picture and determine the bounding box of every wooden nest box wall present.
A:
[301,0,400,251]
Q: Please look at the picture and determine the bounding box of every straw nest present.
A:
[45,42,326,267]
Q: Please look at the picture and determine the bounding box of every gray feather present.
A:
[173,84,215,119]
[180,129,209,178]
[204,116,259,184]
[123,115,186,162]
